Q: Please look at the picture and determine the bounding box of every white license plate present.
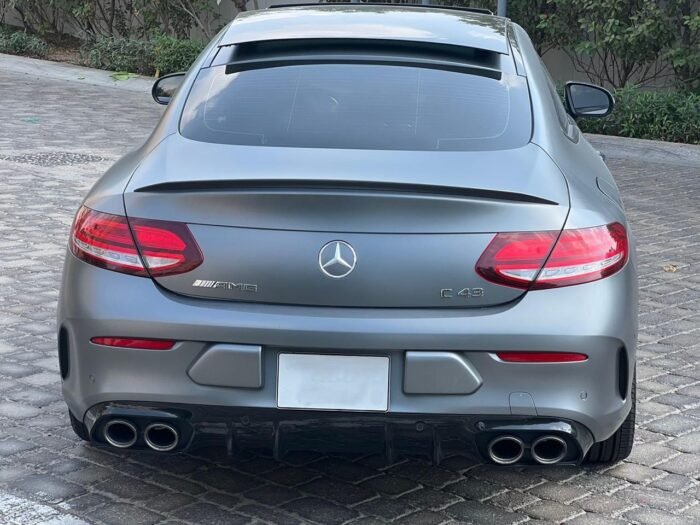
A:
[277,354,389,412]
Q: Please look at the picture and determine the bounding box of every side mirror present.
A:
[152,72,186,105]
[564,81,614,119]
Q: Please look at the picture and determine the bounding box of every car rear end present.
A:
[58,7,636,465]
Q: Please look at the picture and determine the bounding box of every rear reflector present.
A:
[476,223,628,289]
[90,337,176,350]
[71,206,202,277]
[497,352,588,363]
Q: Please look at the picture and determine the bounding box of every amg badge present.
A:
[192,280,258,293]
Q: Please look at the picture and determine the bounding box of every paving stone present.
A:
[524,500,583,522]
[668,432,700,453]
[361,474,420,496]
[297,478,375,505]
[0,438,36,456]
[624,507,692,525]
[656,453,700,475]
[172,503,250,525]
[13,474,87,503]
[86,503,163,525]
[567,513,628,525]
[396,487,462,510]
[244,483,302,505]
[527,481,589,504]
[607,462,665,483]
[237,503,304,524]
[0,401,41,419]
[615,485,695,512]
[649,472,696,492]
[398,510,451,524]
[444,500,525,524]
[0,61,699,525]
[354,497,416,521]
[486,489,539,511]
[61,492,114,512]
[626,442,678,466]
[575,494,632,515]
[190,468,263,493]
[282,496,359,525]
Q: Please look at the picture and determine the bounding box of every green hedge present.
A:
[578,88,700,145]
[0,30,48,58]
[153,35,205,76]
[82,36,205,76]
[82,38,156,75]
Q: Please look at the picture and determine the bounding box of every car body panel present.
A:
[59,5,637,461]
[60,256,635,442]
[219,6,509,54]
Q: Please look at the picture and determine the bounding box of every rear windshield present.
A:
[180,63,532,151]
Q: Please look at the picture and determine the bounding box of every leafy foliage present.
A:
[153,34,205,75]
[578,88,700,144]
[81,34,204,76]
[0,28,48,57]
[663,0,700,90]
[538,0,674,88]
[6,0,221,40]
[82,37,156,75]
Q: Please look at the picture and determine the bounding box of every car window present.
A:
[180,63,532,151]
[539,59,570,131]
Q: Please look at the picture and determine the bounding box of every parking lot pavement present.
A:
[0,62,699,525]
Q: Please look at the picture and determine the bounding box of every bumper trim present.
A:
[84,401,595,465]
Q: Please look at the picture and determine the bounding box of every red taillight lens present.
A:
[91,337,175,350]
[497,351,588,363]
[476,223,628,289]
[71,206,203,277]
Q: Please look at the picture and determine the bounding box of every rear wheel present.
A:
[69,411,90,441]
[585,373,635,464]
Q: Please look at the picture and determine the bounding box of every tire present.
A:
[585,373,635,464]
[69,411,91,442]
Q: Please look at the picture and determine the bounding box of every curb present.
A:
[0,53,153,93]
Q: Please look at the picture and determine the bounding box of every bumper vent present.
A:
[617,347,629,400]
[58,327,70,380]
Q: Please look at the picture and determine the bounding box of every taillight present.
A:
[91,337,175,350]
[476,223,628,289]
[71,206,202,277]
[496,352,588,363]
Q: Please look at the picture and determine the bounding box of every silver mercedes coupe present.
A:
[58,3,637,466]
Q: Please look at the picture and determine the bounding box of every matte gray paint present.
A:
[188,344,262,389]
[403,352,482,394]
[59,5,637,449]
[220,6,509,54]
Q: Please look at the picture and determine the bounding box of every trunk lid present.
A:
[124,136,569,308]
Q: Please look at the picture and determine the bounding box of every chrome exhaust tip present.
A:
[103,419,138,449]
[144,422,179,452]
[531,435,568,465]
[487,435,525,465]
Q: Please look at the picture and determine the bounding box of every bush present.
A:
[578,88,700,145]
[154,35,205,76]
[81,36,204,76]
[0,31,48,58]
[82,37,156,76]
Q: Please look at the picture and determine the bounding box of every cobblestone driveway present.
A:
[0,63,699,525]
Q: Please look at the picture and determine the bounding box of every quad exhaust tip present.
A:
[487,435,525,465]
[531,435,568,465]
[144,422,179,452]
[103,419,138,449]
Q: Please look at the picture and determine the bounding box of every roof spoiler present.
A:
[267,2,494,16]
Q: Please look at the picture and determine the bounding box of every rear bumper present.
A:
[84,402,595,465]
[59,254,637,445]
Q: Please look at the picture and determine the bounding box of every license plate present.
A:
[277,354,389,412]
